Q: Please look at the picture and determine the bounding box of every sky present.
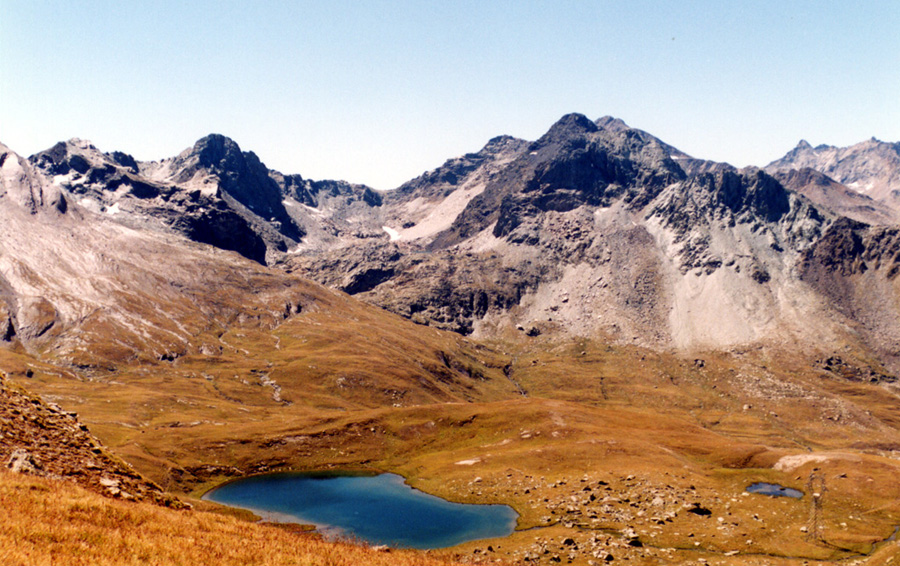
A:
[2,1,898,190]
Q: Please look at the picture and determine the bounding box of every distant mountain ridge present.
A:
[766,137,900,215]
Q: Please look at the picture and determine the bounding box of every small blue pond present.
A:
[746,482,804,498]
[203,472,518,549]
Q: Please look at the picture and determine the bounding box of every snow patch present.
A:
[382,226,400,241]
[397,181,489,241]
[771,453,860,472]
[106,202,121,215]
[847,181,875,194]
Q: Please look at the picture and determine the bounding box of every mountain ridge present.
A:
[10,115,900,364]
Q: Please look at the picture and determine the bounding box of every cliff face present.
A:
[799,218,900,368]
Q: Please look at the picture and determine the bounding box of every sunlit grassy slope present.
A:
[6,320,900,564]
[0,471,464,566]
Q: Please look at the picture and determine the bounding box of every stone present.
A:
[7,449,40,474]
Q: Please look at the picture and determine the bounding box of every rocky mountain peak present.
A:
[168,134,304,242]
[30,139,112,177]
[595,115,630,132]
[191,133,245,170]
[766,136,900,205]
[537,113,599,145]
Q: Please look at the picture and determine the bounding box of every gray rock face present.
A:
[166,134,304,242]
[29,139,273,263]
[1,143,68,215]
[14,297,58,341]
[27,135,386,265]
[799,218,900,367]
[0,305,13,342]
[428,113,685,250]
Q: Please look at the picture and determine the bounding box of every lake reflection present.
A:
[203,472,518,549]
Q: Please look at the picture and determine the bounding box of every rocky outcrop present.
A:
[34,138,303,263]
[277,175,382,208]
[650,169,792,230]
[1,143,68,215]
[0,373,183,507]
[646,168,828,273]
[168,194,270,263]
[28,135,392,264]
[800,218,900,278]
[0,302,14,342]
[285,244,541,335]
[14,297,58,341]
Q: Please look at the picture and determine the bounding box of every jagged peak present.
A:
[187,134,254,172]
[540,113,599,140]
[553,112,598,130]
[480,135,528,155]
[595,115,630,132]
[795,139,812,150]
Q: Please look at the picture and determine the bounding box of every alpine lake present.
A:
[203,472,519,549]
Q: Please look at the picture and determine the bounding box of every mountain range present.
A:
[2,114,900,565]
[16,116,900,366]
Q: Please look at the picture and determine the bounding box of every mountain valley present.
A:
[1,115,899,565]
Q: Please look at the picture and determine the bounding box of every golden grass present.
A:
[4,302,900,564]
[0,471,464,566]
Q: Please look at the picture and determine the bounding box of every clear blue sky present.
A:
[2,1,898,190]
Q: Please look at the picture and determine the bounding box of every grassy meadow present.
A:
[2,287,900,564]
